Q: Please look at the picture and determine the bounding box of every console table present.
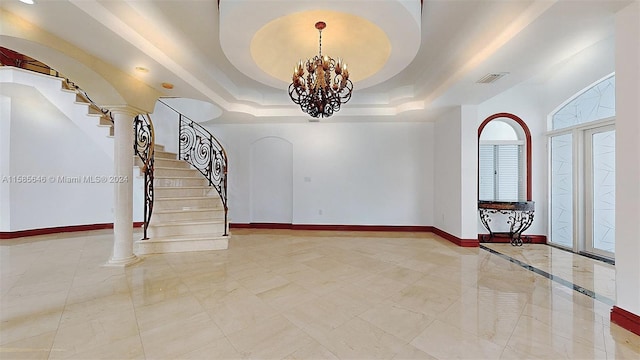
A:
[478,200,535,246]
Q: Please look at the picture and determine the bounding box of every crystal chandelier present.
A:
[288,21,353,118]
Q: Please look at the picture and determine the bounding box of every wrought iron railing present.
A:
[134,114,155,240]
[158,99,229,236]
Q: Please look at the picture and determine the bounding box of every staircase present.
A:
[62,80,114,139]
[3,66,229,254]
[136,144,229,254]
[0,67,114,157]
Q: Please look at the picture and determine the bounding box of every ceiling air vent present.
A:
[476,72,509,84]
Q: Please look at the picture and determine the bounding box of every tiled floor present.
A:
[1,229,639,359]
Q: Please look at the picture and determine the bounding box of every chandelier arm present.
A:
[288,20,352,118]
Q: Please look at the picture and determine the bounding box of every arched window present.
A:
[548,74,615,259]
[478,113,532,201]
[551,75,615,130]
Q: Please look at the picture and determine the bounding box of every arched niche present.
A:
[478,113,532,201]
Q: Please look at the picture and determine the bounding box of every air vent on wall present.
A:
[476,72,509,84]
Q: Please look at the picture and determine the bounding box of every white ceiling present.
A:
[0,0,630,123]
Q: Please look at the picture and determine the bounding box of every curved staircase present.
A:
[136,145,229,254]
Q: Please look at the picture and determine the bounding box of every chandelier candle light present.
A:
[289,21,353,118]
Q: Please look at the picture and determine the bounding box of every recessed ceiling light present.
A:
[19,0,36,4]
[161,82,174,90]
[135,66,149,73]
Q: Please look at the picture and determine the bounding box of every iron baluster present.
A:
[134,114,155,240]
[160,99,229,236]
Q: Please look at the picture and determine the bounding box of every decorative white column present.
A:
[106,107,140,266]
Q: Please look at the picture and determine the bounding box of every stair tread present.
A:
[155,166,197,170]
[154,176,206,180]
[153,208,222,214]
[155,195,218,201]
[149,219,224,227]
[155,186,212,190]
[143,234,229,242]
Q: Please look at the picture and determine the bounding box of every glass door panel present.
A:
[586,127,615,257]
[550,133,574,248]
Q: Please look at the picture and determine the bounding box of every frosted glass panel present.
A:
[592,130,615,253]
[552,76,615,130]
[550,134,573,247]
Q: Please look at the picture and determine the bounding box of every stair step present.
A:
[155,150,178,160]
[99,117,113,126]
[154,196,222,211]
[155,176,209,187]
[148,220,225,237]
[151,208,224,223]
[154,186,217,198]
[154,167,201,177]
[137,234,229,254]
[154,158,191,169]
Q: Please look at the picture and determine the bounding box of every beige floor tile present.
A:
[226,315,315,359]
[318,317,409,359]
[50,311,140,359]
[359,300,434,343]
[411,319,505,359]
[61,335,145,360]
[1,228,639,359]
[392,344,438,359]
[207,292,279,336]
[179,336,242,359]
[134,294,205,333]
[436,287,527,346]
[0,291,66,346]
[255,281,318,312]
[0,330,56,360]
[139,312,225,359]
[605,323,640,359]
[504,313,608,359]
[283,340,339,359]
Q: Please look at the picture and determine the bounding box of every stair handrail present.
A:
[63,79,113,123]
[157,99,229,236]
[1,47,113,123]
[134,114,155,240]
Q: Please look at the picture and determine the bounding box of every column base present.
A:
[104,254,141,267]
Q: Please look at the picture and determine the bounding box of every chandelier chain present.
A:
[318,28,322,57]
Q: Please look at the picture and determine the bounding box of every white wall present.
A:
[207,121,434,226]
[432,106,479,240]
[614,0,640,318]
[460,106,479,240]
[2,81,143,231]
[250,137,293,223]
[433,107,463,237]
[7,84,114,230]
[151,101,180,155]
[539,36,615,117]
[0,96,11,231]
